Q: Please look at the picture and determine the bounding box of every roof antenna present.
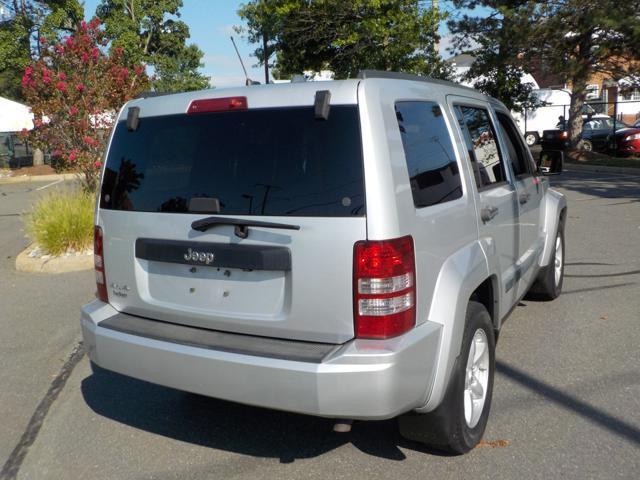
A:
[230,36,261,86]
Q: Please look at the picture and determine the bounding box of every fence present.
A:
[518,98,640,146]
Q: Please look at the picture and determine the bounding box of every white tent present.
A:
[0,96,34,132]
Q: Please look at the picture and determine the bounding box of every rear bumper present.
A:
[81,301,442,420]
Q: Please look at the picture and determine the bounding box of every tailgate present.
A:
[98,101,366,344]
[100,212,365,343]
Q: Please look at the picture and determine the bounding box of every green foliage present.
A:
[0,16,31,100]
[39,0,84,37]
[0,0,83,100]
[153,44,210,92]
[448,1,540,112]
[97,0,209,92]
[449,1,640,145]
[237,0,451,80]
[25,188,95,255]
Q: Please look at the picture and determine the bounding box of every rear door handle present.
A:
[519,192,530,205]
[481,205,499,223]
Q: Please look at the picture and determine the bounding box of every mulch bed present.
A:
[8,165,58,176]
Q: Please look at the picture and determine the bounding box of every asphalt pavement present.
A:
[0,180,94,470]
[1,170,639,480]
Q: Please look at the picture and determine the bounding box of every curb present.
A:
[564,162,640,175]
[15,245,93,274]
[0,173,80,185]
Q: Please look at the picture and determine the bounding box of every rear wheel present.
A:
[577,139,593,151]
[527,219,565,300]
[398,302,495,454]
[525,132,539,146]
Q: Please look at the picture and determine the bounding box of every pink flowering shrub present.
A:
[22,18,149,191]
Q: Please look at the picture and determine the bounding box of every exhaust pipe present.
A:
[332,419,353,433]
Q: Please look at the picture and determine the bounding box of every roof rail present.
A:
[356,70,477,93]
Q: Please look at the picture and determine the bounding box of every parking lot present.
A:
[1,170,639,480]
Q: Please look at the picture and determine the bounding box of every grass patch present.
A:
[566,150,640,169]
[25,188,94,256]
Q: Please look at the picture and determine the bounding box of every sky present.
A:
[81,0,485,88]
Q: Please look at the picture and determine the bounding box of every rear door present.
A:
[98,103,366,344]
[494,111,544,297]
[450,98,519,315]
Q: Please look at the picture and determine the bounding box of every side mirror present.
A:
[538,149,564,175]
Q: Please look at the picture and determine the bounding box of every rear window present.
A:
[395,101,462,208]
[100,106,365,216]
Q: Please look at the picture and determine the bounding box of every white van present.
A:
[513,89,609,145]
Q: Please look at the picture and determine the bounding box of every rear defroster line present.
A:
[0,343,86,480]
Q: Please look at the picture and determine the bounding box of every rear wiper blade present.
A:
[191,216,300,239]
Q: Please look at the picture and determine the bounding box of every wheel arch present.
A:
[415,240,493,413]
[539,188,567,268]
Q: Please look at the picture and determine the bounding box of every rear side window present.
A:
[100,106,365,216]
[395,101,462,208]
[455,106,506,189]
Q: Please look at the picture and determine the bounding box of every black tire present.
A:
[527,220,565,300]
[398,302,496,454]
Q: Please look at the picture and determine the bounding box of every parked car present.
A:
[541,117,629,152]
[0,131,33,168]
[512,87,608,146]
[81,71,566,455]
[615,127,640,156]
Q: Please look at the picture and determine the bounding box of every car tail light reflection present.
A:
[353,236,416,339]
[94,226,108,303]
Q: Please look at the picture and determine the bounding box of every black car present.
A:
[541,117,629,152]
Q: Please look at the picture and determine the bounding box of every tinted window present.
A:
[395,101,462,207]
[101,106,365,216]
[496,112,532,176]
[455,106,506,189]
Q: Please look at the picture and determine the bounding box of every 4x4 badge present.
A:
[184,248,215,265]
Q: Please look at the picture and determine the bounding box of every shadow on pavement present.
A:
[561,282,638,295]
[81,365,448,462]
[497,361,640,445]
[82,358,640,459]
[565,269,640,278]
[550,173,640,200]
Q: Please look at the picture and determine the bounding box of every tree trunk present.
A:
[568,75,588,149]
[262,31,269,84]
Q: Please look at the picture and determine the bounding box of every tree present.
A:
[22,18,149,191]
[96,0,209,92]
[237,0,451,80]
[449,1,640,147]
[526,1,640,147]
[448,1,540,112]
[0,0,84,100]
[236,0,281,83]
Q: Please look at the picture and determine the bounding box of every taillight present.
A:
[187,96,247,114]
[353,236,416,339]
[94,226,108,303]
[560,131,568,139]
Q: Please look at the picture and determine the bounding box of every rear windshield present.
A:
[100,106,365,216]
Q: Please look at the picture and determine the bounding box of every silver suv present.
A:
[82,71,567,454]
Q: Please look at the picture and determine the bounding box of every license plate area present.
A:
[138,260,287,317]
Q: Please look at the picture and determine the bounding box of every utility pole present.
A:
[432,0,440,53]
